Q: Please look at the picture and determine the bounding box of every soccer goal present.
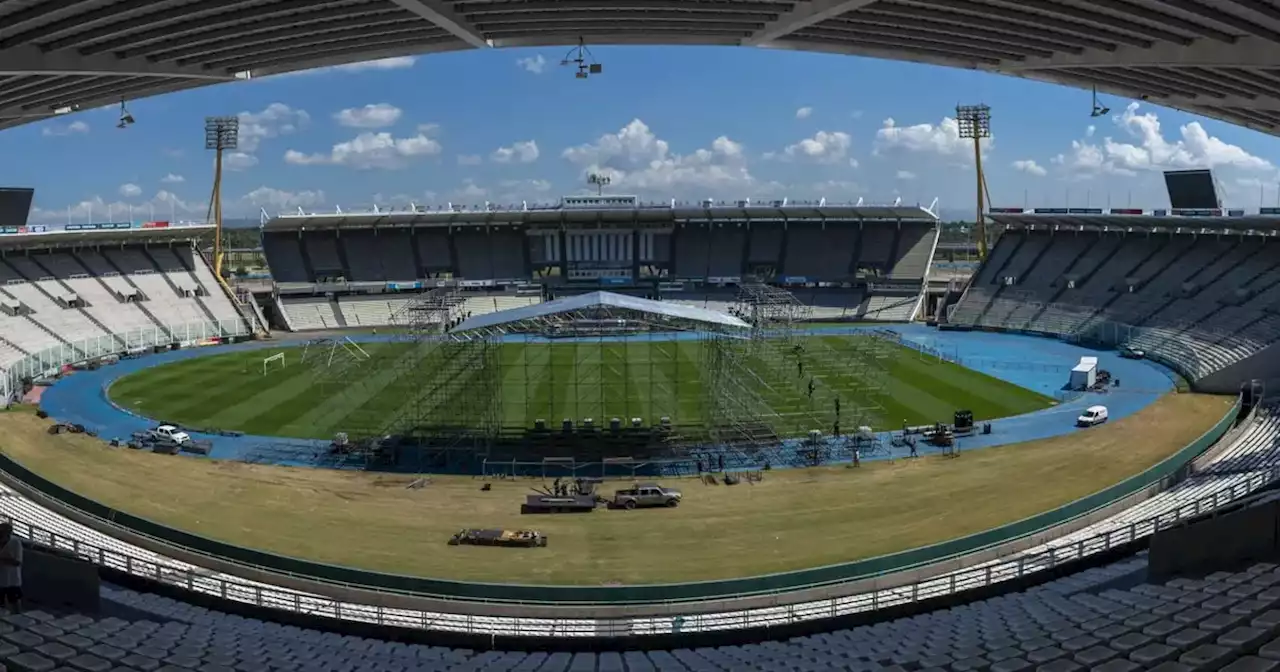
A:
[262,352,286,376]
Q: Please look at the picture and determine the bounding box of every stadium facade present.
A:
[258,197,940,331]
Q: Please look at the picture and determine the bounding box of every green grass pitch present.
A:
[109,335,1055,440]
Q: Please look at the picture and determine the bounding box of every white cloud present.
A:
[284,57,418,76]
[1012,159,1047,176]
[285,131,442,169]
[118,183,142,198]
[896,170,916,181]
[781,130,853,164]
[516,54,546,74]
[333,103,402,129]
[237,103,309,152]
[795,106,813,120]
[452,179,488,200]
[28,190,204,224]
[334,56,416,72]
[417,123,440,135]
[874,116,990,158]
[491,140,540,164]
[561,119,760,194]
[41,120,89,137]
[160,173,185,184]
[1052,102,1272,178]
[457,154,483,166]
[850,110,864,120]
[241,186,326,210]
[224,152,259,171]
[810,179,862,195]
[1085,125,1096,138]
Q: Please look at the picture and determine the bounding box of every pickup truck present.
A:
[613,483,682,510]
[148,424,191,445]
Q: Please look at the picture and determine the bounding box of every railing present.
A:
[2,318,250,399]
[0,396,1239,608]
[7,462,1276,638]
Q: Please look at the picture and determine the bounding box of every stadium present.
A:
[5,2,1280,671]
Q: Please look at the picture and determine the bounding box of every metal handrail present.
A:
[7,464,1276,638]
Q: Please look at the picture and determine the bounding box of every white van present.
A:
[1077,405,1109,427]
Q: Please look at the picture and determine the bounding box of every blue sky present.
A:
[4,45,1280,224]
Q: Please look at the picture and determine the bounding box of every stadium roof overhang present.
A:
[988,213,1280,234]
[262,203,937,231]
[451,290,751,336]
[0,224,213,251]
[5,1,1280,135]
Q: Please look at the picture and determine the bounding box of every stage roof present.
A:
[4,2,1280,135]
[451,290,750,334]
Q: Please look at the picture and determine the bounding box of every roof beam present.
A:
[0,45,234,80]
[743,0,879,46]
[387,0,489,48]
[1005,36,1280,71]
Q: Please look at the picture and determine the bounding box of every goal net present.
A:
[262,352,286,376]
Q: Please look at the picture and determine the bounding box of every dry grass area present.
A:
[0,393,1233,586]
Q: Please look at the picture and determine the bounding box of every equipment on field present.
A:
[261,352,285,376]
[448,528,548,548]
[521,477,603,513]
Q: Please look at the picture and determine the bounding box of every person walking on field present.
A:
[0,523,23,613]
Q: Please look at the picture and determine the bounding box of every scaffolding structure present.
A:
[725,283,891,465]
[734,279,813,337]
[246,289,895,475]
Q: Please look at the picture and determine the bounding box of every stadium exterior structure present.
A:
[943,206,1280,396]
[4,2,1280,137]
[257,197,941,331]
[0,222,255,402]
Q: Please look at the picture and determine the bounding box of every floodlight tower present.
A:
[956,104,991,261]
[204,116,239,279]
[588,173,611,196]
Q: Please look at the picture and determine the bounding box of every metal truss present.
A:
[733,279,813,337]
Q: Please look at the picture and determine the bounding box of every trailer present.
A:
[1069,357,1098,391]
[448,528,548,548]
[521,494,598,514]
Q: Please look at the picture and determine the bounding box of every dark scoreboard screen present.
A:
[0,188,33,228]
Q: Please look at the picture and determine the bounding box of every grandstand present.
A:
[0,223,252,402]
[257,198,940,330]
[946,208,1280,392]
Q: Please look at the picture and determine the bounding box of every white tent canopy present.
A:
[451,291,750,333]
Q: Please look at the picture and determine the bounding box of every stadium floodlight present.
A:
[204,115,239,151]
[204,116,240,284]
[1090,85,1110,117]
[956,104,992,262]
[588,173,611,196]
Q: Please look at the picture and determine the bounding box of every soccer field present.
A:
[109,335,1055,440]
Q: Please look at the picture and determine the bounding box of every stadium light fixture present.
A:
[1090,86,1110,118]
[561,37,602,79]
[204,116,240,282]
[116,100,135,129]
[956,104,992,262]
[588,173,611,196]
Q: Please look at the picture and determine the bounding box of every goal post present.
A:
[262,352,285,376]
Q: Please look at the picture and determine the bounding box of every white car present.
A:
[149,424,191,445]
[1076,405,1109,427]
